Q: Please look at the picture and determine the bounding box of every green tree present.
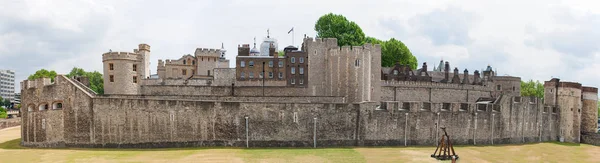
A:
[365,36,383,45]
[28,69,57,82]
[2,99,9,108]
[381,38,417,69]
[66,67,104,94]
[521,80,544,99]
[315,13,366,46]
[278,50,285,56]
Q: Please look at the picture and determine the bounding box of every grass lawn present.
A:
[1,126,599,163]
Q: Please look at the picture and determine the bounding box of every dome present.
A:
[250,47,260,55]
[260,37,278,56]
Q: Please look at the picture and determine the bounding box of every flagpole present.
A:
[292,28,295,47]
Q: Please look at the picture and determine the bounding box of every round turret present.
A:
[102,51,143,95]
[556,81,582,143]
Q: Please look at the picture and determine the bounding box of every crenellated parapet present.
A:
[102,52,140,61]
[381,80,493,92]
[194,48,222,57]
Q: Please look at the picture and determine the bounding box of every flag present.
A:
[288,27,294,34]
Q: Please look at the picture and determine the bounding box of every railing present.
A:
[62,76,97,97]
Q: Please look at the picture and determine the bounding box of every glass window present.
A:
[291,67,295,74]
[183,60,186,65]
[109,75,114,82]
[278,72,283,79]
[240,72,245,78]
[268,72,273,78]
[393,70,398,75]
[259,72,264,78]
[299,57,304,63]
[300,79,304,84]
[133,76,137,83]
[278,61,283,67]
[249,61,254,67]
[291,57,296,63]
[109,63,114,70]
[182,69,187,75]
[291,78,295,84]
[299,67,304,74]
[249,72,254,78]
[241,61,245,67]
[133,64,137,71]
[269,61,273,67]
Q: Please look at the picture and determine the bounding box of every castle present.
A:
[19,36,598,148]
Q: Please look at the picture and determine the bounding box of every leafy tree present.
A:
[2,99,9,109]
[521,80,544,99]
[66,67,104,94]
[278,50,285,56]
[381,38,417,69]
[15,104,20,109]
[365,37,383,45]
[315,13,366,46]
[28,69,57,82]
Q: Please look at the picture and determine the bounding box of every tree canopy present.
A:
[521,80,544,99]
[28,69,57,82]
[315,13,366,46]
[315,13,418,69]
[66,67,104,94]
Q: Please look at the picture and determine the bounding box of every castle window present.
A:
[109,75,114,82]
[299,79,304,85]
[182,69,187,75]
[552,107,558,113]
[291,78,296,84]
[268,72,273,78]
[496,85,501,91]
[192,60,196,65]
[513,97,521,103]
[550,89,553,93]
[269,61,273,67]
[52,102,62,110]
[133,76,137,83]
[299,67,304,75]
[299,57,304,63]
[355,59,360,67]
[133,64,137,71]
[241,61,245,67]
[278,72,283,79]
[291,67,295,74]
[249,72,254,79]
[278,61,283,67]
[393,70,399,75]
[109,63,114,70]
[259,72,264,78]
[183,60,187,65]
[400,102,410,111]
[512,86,516,91]
[460,103,468,111]
[441,103,451,111]
[28,105,34,112]
[543,106,549,113]
[477,104,487,111]
[39,103,48,111]
[240,72,245,79]
[291,57,296,63]
[421,102,431,111]
[249,61,254,67]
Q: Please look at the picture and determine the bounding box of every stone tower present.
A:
[545,80,583,143]
[102,44,150,95]
[581,86,598,134]
[138,44,151,79]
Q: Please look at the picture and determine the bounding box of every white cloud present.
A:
[1,0,599,91]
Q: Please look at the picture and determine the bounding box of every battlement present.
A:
[138,44,151,52]
[381,80,492,91]
[102,52,140,61]
[23,77,56,89]
[194,48,221,57]
[158,60,165,67]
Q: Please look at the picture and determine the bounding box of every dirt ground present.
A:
[1,126,599,163]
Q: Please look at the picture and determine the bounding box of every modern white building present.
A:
[0,69,15,102]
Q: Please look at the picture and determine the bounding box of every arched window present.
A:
[192,60,196,65]
[393,70,399,75]
[53,102,63,110]
[28,104,34,112]
[291,57,296,63]
[39,103,48,111]
[183,60,187,65]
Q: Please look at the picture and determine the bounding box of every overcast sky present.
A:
[1,0,599,91]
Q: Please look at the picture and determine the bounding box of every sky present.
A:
[1,0,599,92]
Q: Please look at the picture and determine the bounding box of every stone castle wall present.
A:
[20,78,561,148]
